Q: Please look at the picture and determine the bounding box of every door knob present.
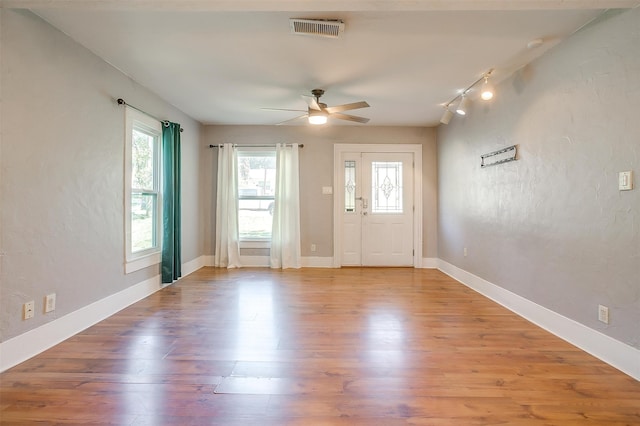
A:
[356,196,368,209]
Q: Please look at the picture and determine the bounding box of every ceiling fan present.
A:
[263,89,370,125]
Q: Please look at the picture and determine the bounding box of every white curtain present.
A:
[270,143,301,269]
[214,144,242,268]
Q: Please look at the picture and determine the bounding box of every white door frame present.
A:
[333,144,423,268]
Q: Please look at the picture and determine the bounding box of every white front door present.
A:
[340,151,414,266]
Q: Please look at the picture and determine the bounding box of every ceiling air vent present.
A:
[289,19,345,39]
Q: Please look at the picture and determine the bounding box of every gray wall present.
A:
[202,125,438,259]
[437,9,639,349]
[0,10,204,342]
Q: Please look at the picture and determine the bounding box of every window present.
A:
[125,108,162,273]
[344,160,356,212]
[371,161,403,213]
[237,149,276,242]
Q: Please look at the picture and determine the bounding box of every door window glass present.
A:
[371,161,403,213]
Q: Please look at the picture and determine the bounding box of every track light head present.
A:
[456,95,470,116]
[440,68,493,120]
[440,107,454,125]
[480,76,495,101]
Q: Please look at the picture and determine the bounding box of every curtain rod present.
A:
[209,144,304,148]
[117,98,184,132]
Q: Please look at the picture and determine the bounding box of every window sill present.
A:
[125,252,161,274]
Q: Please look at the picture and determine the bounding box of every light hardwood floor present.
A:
[1,267,639,425]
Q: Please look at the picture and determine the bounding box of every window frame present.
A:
[236,147,276,248]
[124,108,162,273]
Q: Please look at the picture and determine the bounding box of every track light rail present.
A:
[440,68,494,124]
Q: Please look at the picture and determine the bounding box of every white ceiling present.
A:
[14,0,640,126]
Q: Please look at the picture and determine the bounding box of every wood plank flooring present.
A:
[1,267,639,425]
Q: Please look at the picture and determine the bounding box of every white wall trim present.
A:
[421,257,439,268]
[0,255,208,373]
[301,256,334,268]
[203,255,335,269]
[182,255,206,277]
[437,259,640,381]
[332,144,423,268]
[6,255,635,380]
[0,274,162,372]
[125,252,160,274]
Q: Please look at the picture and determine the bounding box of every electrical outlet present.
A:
[463,247,468,257]
[598,305,609,324]
[311,244,317,252]
[45,293,56,313]
[23,301,35,320]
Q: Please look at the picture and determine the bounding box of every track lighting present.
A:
[480,76,495,101]
[456,95,469,116]
[440,107,454,125]
[439,68,495,125]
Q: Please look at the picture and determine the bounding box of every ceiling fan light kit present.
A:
[440,69,495,125]
[266,88,370,125]
[308,109,328,125]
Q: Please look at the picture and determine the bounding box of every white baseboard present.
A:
[301,256,334,268]
[0,255,208,373]
[5,256,636,381]
[421,257,438,268]
[0,274,162,373]
[182,255,206,276]
[206,255,419,269]
[238,256,334,268]
[437,259,640,381]
[202,255,334,268]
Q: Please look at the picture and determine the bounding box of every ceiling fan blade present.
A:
[324,101,370,114]
[331,113,370,124]
[261,108,307,112]
[275,114,308,126]
[302,95,321,111]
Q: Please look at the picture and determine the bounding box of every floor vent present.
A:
[289,19,345,39]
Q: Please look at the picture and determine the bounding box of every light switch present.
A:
[619,171,633,191]
[322,186,333,195]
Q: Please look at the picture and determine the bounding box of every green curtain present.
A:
[161,122,181,283]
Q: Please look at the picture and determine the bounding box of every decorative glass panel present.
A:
[371,161,403,213]
[344,160,356,212]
